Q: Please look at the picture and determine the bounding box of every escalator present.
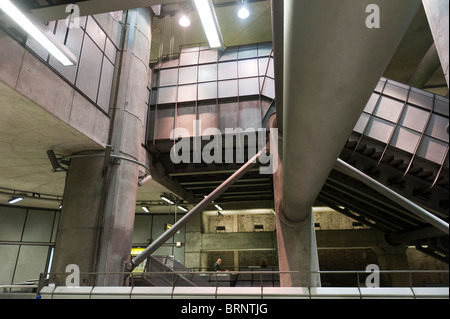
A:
[133,256,212,287]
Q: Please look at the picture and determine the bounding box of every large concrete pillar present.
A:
[271,115,321,287]
[51,8,152,286]
[422,0,449,87]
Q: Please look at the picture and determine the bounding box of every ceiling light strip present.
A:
[0,0,76,66]
[193,0,223,48]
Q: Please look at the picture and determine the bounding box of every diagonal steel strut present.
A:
[127,146,267,271]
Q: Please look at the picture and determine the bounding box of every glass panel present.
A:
[177,103,196,136]
[218,61,238,80]
[198,64,217,82]
[180,51,199,66]
[155,105,175,139]
[425,114,449,142]
[159,68,178,87]
[258,57,269,77]
[354,112,370,134]
[26,21,54,60]
[258,43,272,57]
[266,57,275,78]
[240,100,261,130]
[239,77,260,96]
[238,46,258,59]
[105,38,117,64]
[219,102,239,132]
[199,103,218,133]
[199,49,218,64]
[13,246,49,284]
[365,117,395,143]
[434,96,449,116]
[363,93,380,114]
[374,96,404,122]
[178,84,197,102]
[408,88,433,110]
[49,24,83,84]
[22,210,55,242]
[157,86,177,104]
[0,245,19,284]
[398,105,429,132]
[390,126,421,153]
[219,49,238,62]
[179,66,198,84]
[132,215,152,244]
[0,207,26,241]
[383,81,409,100]
[198,82,218,100]
[97,58,115,112]
[416,136,447,164]
[218,80,238,98]
[238,59,258,78]
[76,35,103,102]
[86,16,106,50]
[374,78,386,93]
[261,77,275,99]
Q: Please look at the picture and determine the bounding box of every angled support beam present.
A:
[335,159,449,235]
[128,147,267,271]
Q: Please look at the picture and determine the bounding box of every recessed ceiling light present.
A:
[161,195,175,205]
[238,6,250,19]
[179,15,191,27]
[8,197,24,204]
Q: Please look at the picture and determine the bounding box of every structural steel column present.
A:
[271,115,321,287]
[282,0,421,223]
[422,0,449,87]
[51,8,152,286]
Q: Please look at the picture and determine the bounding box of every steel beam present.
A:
[282,0,421,223]
[128,147,267,271]
[335,159,449,235]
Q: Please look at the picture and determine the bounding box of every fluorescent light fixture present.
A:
[177,205,188,212]
[161,195,175,205]
[194,0,223,48]
[8,197,24,204]
[142,206,149,213]
[238,6,250,19]
[215,204,223,211]
[179,15,191,27]
[0,0,76,66]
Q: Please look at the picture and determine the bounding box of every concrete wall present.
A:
[0,25,110,148]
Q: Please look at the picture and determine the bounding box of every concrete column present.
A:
[422,0,449,87]
[51,8,152,286]
[184,215,203,271]
[51,156,105,286]
[271,115,321,287]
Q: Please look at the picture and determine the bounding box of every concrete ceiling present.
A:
[0,0,448,212]
[150,0,272,61]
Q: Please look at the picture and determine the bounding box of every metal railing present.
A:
[29,269,448,295]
